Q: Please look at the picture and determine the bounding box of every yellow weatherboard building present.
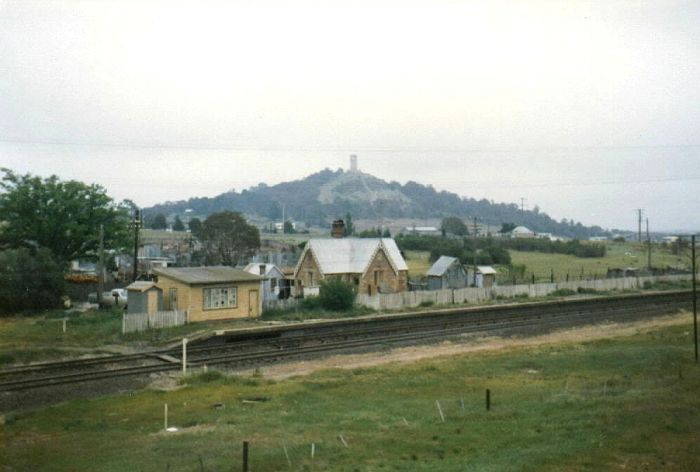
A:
[154,266,263,322]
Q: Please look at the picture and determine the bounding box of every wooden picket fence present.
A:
[122,309,188,334]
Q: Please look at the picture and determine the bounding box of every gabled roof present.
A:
[426,256,461,277]
[243,263,284,278]
[295,238,408,277]
[476,265,497,275]
[154,266,262,285]
[511,226,534,234]
[126,281,160,292]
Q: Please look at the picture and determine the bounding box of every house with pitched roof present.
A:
[294,238,408,296]
[425,256,468,290]
[243,262,290,301]
[154,266,263,322]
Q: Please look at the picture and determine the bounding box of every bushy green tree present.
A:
[319,278,356,311]
[441,217,469,236]
[0,248,65,314]
[188,217,203,236]
[151,213,167,230]
[172,215,185,231]
[0,168,129,263]
[199,211,260,266]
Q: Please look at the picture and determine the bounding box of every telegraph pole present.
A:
[131,209,141,282]
[472,217,479,287]
[646,218,651,270]
[520,198,527,223]
[98,224,105,307]
[692,234,697,363]
[635,209,644,242]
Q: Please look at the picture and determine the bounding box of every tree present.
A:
[319,278,355,311]
[0,248,65,314]
[0,168,129,263]
[499,223,517,234]
[188,217,203,236]
[173,215,185,231]
[441,217,469,236]
[283,220,295,234]
[199,211,261,266]
[151,213,167,230]
[344,212,355,236]
[382,228,391,238]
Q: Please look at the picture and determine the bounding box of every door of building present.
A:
[248,290,259,317]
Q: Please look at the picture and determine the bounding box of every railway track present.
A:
[0,290,691,392]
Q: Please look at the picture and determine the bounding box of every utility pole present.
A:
[635,208,644,242]
[692,234,697,363]
[472,217,479,287]
[98,224,105,308]
[520,197,527,223]
[131,209,141,282]
[646,218,651,270]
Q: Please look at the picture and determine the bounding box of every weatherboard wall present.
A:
[155,274,262,322]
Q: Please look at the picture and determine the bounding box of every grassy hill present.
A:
[143,168,609,239]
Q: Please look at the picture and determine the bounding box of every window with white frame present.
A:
[203,286,237,310]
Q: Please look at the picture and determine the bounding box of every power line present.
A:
[0,136,699,154]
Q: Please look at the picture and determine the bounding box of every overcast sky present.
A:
[1,0,699,232]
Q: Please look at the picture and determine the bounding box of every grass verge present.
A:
[1,318,698,471]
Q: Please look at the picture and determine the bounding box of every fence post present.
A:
[486,389,491,411]
[122,313,125,334]
[242,441,249,472]
[182,337,188,375]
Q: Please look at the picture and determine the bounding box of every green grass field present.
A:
[405,242,690,282]
[510,242,687,282]
[2,316,699,471]
[405,250,433,278]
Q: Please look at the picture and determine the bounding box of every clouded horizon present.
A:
[1,1,699,232]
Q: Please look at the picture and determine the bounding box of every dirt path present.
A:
[238,311,693,381]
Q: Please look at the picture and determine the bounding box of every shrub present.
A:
[300,296,322,310]
[551,288,576,297]
[319,279,356,311]
[0,248,66,314]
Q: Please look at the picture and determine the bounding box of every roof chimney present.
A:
[331,219,345,238]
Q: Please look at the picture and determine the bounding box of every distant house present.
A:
[402,226,441,237]
[154,266,263,322]
[426,256,468,290]
[244,263,290,301]
[509,226,536,238]
[125,281,163,315]
[466,266,498,288]
[294,238,408,296]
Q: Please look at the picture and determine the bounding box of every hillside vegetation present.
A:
[144,168,607,239]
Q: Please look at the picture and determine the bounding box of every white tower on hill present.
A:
[350,154,358,172]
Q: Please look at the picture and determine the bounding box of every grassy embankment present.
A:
[0,309,260,367]
[1,316,699,471]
